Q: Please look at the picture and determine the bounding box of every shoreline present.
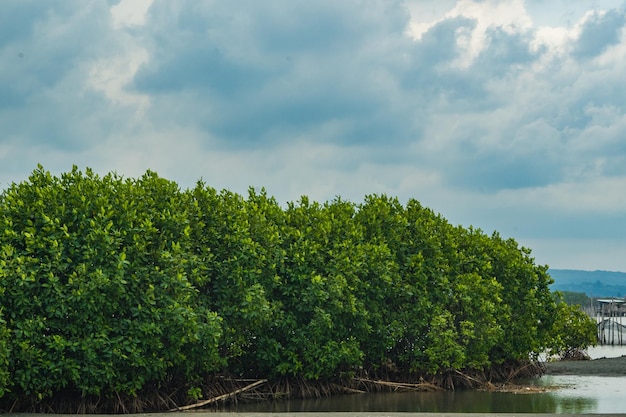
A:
[543,354,626,376]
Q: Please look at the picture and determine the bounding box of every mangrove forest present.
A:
[0,165,596,412]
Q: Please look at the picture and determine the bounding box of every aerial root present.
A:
[0,360,544,413]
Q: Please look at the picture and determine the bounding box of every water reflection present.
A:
[533,375,626,414]
[222,375,626,414]
[221,346,626,414]
[223,388,600,414]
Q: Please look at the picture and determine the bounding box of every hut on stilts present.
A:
[596,298,626,345]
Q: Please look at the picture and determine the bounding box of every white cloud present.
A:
[110,0,154,29]
[88,47,150,112]
[407,0,532,67]
[531,25,576,58]
[86,1,154,116]
[494,177,626,214]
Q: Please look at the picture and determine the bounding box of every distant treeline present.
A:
[0,166,596,411]
[550,269,626,298]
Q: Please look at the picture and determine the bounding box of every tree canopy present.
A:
[0,166,597,409]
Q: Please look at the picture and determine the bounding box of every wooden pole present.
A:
[601,303,606,344]
[612,301,615,345]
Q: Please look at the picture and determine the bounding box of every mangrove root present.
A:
[169,379,268,412]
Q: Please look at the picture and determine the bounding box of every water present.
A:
[222,390,592,413]
[587,344,626,359]
[222,346,626,414]
[223,379,626,414]
[531,375,626,414]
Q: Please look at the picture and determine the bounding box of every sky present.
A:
[2,0,626,272]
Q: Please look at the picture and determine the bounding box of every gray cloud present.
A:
[6,0,626,184]
[3,0,626,270]
[0,1,122,149]
[132,0,419,148]
[573,8,626,58]
[471,28,537,76]
[0,2,51,48]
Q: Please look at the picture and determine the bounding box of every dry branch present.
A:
[330,383,367,394]
[169,379,268,412]
[453,369,483,386]
[353,377,444,392]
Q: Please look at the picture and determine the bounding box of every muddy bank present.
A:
[544,355,626,375]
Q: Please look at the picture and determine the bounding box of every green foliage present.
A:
[548,297,597,356]
[0,166,222,401]
[558,291,591,307]
[484,234,557,362]
[0,166,595,404]
[0,313,9,397]
[252,197,370,379]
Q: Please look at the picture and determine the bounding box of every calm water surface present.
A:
[223,346,626,414]
[223,379,626,414]
[587,344,626,359]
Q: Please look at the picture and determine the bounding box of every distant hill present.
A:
[548,269,626,297]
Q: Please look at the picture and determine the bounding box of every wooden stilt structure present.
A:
[596,298,626,345]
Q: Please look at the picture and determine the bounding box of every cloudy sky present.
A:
[2,0,626,272]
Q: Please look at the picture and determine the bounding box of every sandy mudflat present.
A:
[544,354,626,375]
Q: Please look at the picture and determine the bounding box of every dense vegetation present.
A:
[0,166,596,412]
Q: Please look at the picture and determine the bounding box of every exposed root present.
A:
[0,359,544,414]
[169,379,268,412]
[559,347,591,361]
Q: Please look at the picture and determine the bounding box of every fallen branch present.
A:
[506,360,543,382]
[453,369,483,386]
[353,377,443,391]
[329,383,367,394]
[169,379,268,412]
